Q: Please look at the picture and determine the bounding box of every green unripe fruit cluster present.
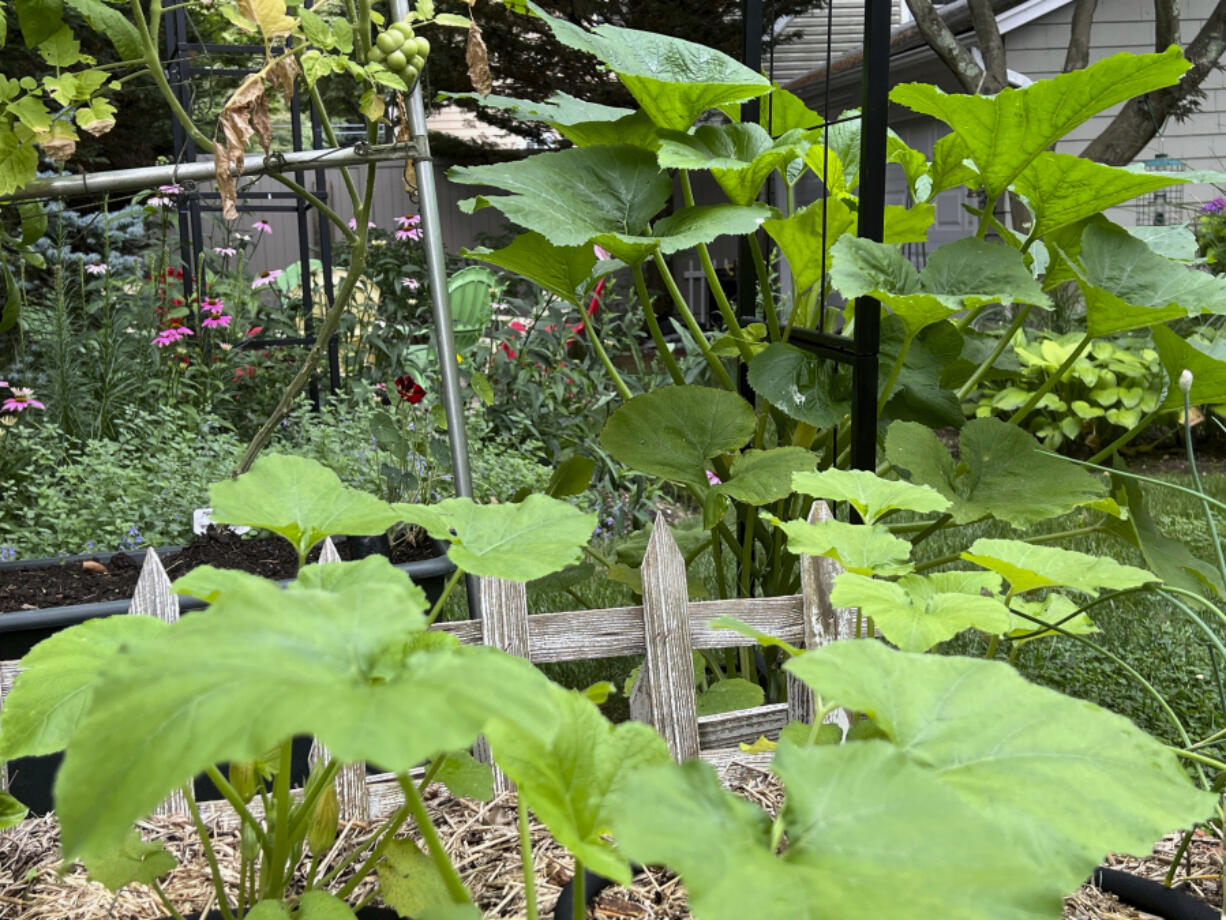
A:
[368,20,430,86]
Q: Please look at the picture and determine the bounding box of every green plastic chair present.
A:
[446,266,497,353]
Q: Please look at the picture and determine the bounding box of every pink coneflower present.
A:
[201,296,225,313]
[252,219,273,234]
[158,184,182,195]
[147,196,173,207]
[153,327,194,347]
[202,314,232,329]
[347,218,376,230]
[395,214,421,228]
[401,277,421,291]
[1,387,44,412]
[706,470,721,486]
[396,227,423,242]
[252,269,283,289]
[84,263,107,275]
[213,246,237,257]
[593,244,611,260]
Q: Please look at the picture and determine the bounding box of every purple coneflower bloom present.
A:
[395,214,421,228]
[158,184,182,195]
[147,196,173,207]
[213,246,238,257]
[347,218,377,230]
[2,387,46,411]
[402,277,421,290]
[252,219,273,234]
[252,269,283,290]
[152,327,194,347]
[396,227,423,241]
[201,296,225,313]
[202,314,232,329]
[84,263,108,275]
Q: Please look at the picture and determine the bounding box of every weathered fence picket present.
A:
[0,503,853,824]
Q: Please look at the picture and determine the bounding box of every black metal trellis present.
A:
[163,9,341,399]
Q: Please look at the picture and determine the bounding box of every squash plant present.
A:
[0,455,1217,919]
[449,6,1226,651]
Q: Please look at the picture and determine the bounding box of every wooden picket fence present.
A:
[0,503,856,823]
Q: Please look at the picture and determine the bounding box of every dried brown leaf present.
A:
[214,143,239,221]
[466,23,492,97]
[79,118,115,138]
[267,55,300,108]
[251,91,273,155]
[35,131,75,163]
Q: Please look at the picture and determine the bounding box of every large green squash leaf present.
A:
[85,828,176,892]
[52,568,560,863]
[1152,323,1226,410]
[879,315,967,429]
[767,516,913,577]
[0,790,27,830]
[524,1,768,130]
[610,747,1064,920]
[656,123,810,205]
[0,615,168,759]
[704,447,818,527]
[462,232,598,307]
[761,84,823,136]
[791,468,949,525]
[1072,222,1226,337]
[831,236,1050,338]
[377,840,459,918]
[440,90,633,131]
[829,572,1010,652]
[891,48,1189,200]
[1014,152,1187,238]
[1105,472,1224,598]
[210,454,402,562]
[395,494,594,582]
[786,640,1213,893]
[450,146,671,263]
[746,342,851,428]
[885,418,1105,527]
[763,198,857,292]
[486,683,670,884]
[962,537,1156,596]
[599,386,756,485]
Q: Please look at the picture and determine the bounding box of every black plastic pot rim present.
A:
[0,538,456,634]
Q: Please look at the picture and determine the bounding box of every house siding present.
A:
[770,2,902,88]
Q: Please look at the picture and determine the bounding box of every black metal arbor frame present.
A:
[746,0,890,473]
[163,5,342,399]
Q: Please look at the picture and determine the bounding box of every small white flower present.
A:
[1180,369,1194,394]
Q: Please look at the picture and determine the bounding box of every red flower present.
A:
[395,375,426,404]
[500,343,517,360]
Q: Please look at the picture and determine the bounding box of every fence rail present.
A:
[0,503,855,823]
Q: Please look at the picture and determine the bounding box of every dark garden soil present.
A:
[0,529,438,613]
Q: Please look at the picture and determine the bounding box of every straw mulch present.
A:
[0,761,1220,920]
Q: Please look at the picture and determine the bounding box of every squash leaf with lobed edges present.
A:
[522,0,769,131]
[829,572,1010,652]
[786,639,1213,895]
[609,746,1065,920]
[462,232,603,308]
[832,236,1050,339]
[655,122,812,206]
[395,494,594,582]
[885,418,1105,528]
[50,567,560,865]
[1152,323,1226,410]
[600,386,756,486]
[1069,221,1226,338]
[891,48,1190,202]
[766,515,913,577]
[209,454,402,564]
[485,682,671,885]
[746,342,851,428]
[85,828,177,892]
[703,447,818,528]
[962,537,1156,596]
[0,615,168,760]
[791,468,949,525]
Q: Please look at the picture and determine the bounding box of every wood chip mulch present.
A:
[0,761,1220,920]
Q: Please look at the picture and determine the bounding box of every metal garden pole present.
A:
[851,0,891,472]
[389,0,481,619]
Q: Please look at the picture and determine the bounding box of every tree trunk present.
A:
[903,0,985,93]
[968,0,1008,92]
[1062,0,1099,71]
[1156,0,1182,51]
[1081,0,1226,165]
